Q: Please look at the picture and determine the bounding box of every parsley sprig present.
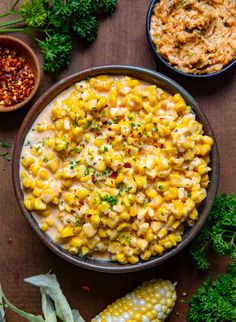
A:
[187,194,236,321]
[189,193,236,271]
[0,0,118,73]
[187,271,236,322]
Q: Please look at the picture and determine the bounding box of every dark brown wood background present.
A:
[0,1,235,321]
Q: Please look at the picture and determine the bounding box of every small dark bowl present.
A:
[146,0,236,79]
[13,65,220,273]
[0,36,40,112]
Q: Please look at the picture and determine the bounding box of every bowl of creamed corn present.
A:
[13,65,220,272]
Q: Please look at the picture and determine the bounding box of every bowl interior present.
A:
[146,0,236,79]
[0,36,40,112]
[13,65,220,273]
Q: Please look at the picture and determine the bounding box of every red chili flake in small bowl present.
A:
[0,46,35,108]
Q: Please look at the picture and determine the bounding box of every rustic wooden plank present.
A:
[0,0,234,321]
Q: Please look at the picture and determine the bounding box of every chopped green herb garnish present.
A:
[43,156,49,163]
[69,159,81,169]
[119,233,131,245]
[73,116,79,128]
[117,182,125,190]
[84,167,90,176]
[114,116,120,124]
[101,194,118,207]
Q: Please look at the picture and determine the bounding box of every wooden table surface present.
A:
[0,1,235,321]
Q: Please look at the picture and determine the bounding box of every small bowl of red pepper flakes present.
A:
[0,36,40,112]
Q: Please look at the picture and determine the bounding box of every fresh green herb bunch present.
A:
[189,193,236,271]
[187,194,236,322]
[187,271,236,322]
[0,0,117,73]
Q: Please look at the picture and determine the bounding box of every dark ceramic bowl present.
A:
[13,65,220,273]
[146,0,236,79]
[0,36,40,112]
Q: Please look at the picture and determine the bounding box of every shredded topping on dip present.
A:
[20,75,213,264]
[150,0,236,74]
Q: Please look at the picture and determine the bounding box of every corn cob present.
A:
[91,279,177,322]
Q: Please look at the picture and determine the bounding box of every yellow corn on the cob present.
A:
[92,279,176,322]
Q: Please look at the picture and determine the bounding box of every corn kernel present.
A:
[117,253,127,264]
[61,226,74,238]
[154,244,164,255]
[141,250,152,261]
[70,237,83,248]
[34,198,47,211]
[41,223,49,232]
[76,188,89,200]
[128,255,139,264]
[39,169,49,180]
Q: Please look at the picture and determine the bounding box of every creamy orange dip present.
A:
[150,0,236,74]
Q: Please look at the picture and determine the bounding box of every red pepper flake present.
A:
[81,285,91,292]
[0,46,35,108]
[110,171,117,178]
[124,162,131,168]
[7,238,13,244]
[92,174,97,183]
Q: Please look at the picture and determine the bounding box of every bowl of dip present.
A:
[0,36,40,112]
[13,65,220,272]
[146,0,236,78]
